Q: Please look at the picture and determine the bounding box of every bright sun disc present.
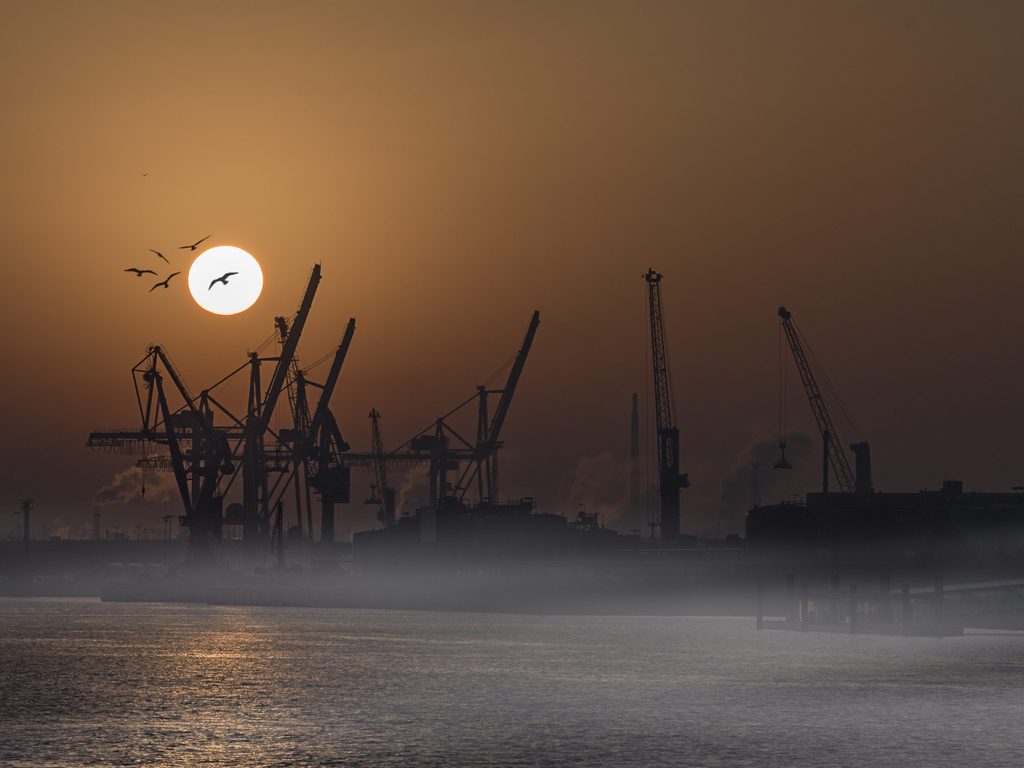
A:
[188,246,263,315]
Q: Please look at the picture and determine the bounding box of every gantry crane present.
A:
[343,311,541,513]
[274,315,356,543]
[644,268,688,543]
[776,306,871,494]
[460,309,540,503]
[87,345,236,556]
[88,264,358,557]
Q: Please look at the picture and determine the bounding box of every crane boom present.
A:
[644,268,688,542]
[480,310,540,499]
[259,264,321,433]
[777,306,857,494]
[308,318,356,442]
[487,310,540,451]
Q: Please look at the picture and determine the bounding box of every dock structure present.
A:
[756,576,1024,636]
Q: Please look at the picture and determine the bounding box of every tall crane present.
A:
[644,268,688,543]
[470,309,540,502]
[241,264,322,544]
[366,409,396,527]
[291,318,356,543]
[777,306,871,494]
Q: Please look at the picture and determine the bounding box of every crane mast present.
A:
[777,306,864,494]
[368,409,396,527]
[644,268,688,542]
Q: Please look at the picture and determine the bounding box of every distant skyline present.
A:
[1,1,1022,538]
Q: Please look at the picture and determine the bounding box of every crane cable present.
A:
[778,320,787,446]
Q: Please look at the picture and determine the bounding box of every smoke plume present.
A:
[395,467,430,517]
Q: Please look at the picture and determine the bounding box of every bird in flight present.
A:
[125,267,157,277]
[179,234,212,251]
[209,271,239,290]
[149,249,168,263]
[150,272,181,292]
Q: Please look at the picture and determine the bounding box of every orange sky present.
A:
[1,1,1022,538]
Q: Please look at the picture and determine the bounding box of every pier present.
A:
[756,576,1024,636]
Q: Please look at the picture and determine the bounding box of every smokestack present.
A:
[18,499,32,553]
[851,442,872,494]
[751,462,760,508]
[629,393,640,519]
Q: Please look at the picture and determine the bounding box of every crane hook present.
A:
[774,441,792,470]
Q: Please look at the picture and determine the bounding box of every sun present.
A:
[187,246,263,315]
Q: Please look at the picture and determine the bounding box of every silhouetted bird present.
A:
[149,272,181,292]
[208,271,239,290]
[149,249,168,263]
[179,234,211,251]
[124,267,157,277]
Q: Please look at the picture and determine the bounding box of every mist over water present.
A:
[1,599,1021,767]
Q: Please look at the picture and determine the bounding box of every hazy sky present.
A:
[1,1,1022,538]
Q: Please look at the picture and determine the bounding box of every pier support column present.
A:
[786,574,796,624]
[800,582,809,632]
[755,582,763,630]
[830,573,840,625]
[880,574,892,625]
[901,584,911,636]
[848,584,858,634]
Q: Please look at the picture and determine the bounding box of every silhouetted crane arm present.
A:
[258,264,321,433]
[777,307,856,493]
[151,347,195,409]
[645,271,674,436]
[307,317,356,444]
[152,372,193,511]
[486,310,540,450]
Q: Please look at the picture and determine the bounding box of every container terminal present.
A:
[3,265,1023,623]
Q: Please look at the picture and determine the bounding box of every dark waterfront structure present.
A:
[74,275,1024,619]
[87,263,545,567]
[746,480,1024,565]
[353,497,627,566]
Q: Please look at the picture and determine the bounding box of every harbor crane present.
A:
[343,311,540,513]
[366,409,397,527]
[88,264,359,555]
[644,268,688,543]
[776,306,872,494]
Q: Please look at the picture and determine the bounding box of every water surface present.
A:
[1,598,1021,766]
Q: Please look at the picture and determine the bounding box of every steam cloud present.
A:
[713,431,815,534]
[395,467,429,517]
[568,452,637,532]
[94,466,177,506]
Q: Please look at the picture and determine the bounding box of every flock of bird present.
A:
[123,234,235,293]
